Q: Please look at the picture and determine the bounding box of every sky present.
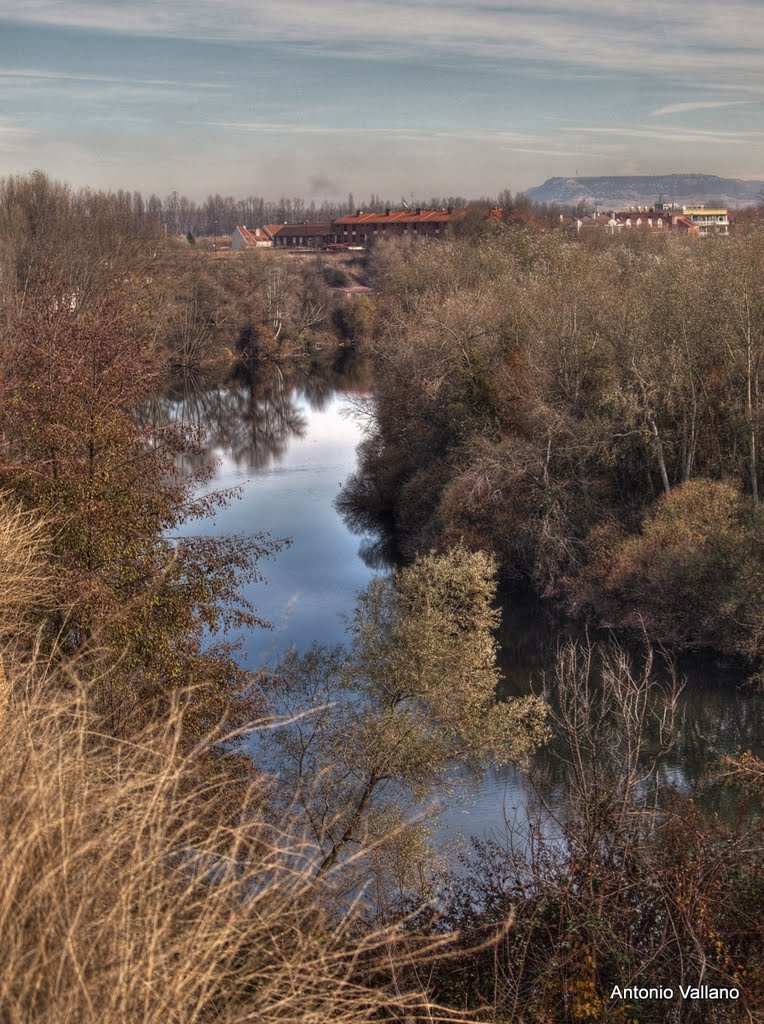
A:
[1,0,763,201]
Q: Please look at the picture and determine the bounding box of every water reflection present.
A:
[157,355,762,839]
[153,351,378,664]
[216,373,307,471]
[494,587,764,815]
[338,495,764,828]
[149,350,372,474]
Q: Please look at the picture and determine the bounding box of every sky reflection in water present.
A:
[172,366,762,847]
[191,389,378,667]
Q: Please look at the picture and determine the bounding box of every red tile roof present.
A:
[270,223,333,237]
[235,225,273,244]
[333,208,467,225]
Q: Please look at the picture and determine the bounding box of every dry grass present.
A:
[0,659,475,1024]
[0,491,50,644]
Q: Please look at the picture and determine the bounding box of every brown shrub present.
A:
[0,492,50,646]
[573,479,764,655]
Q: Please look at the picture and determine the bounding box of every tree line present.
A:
[12,181,474,237]
[0,170,557,238]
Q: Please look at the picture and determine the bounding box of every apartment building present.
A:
[332,208,471,244]
[676,207,729,235]
[561,205,730,236]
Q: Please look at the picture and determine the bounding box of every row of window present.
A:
[341,224,444,238]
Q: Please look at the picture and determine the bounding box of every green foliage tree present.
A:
[266,547,549,878]
[332,295,375,342]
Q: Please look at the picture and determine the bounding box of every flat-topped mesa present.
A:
[527,173,764,209]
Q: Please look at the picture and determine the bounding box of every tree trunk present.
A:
[745,300,759,504]
[647,413,671,496]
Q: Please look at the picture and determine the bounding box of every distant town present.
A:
[225,201,741,253]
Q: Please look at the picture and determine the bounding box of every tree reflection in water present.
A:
[146,349,372,474]
[338,485,764,825]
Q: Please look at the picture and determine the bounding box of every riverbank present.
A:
[344,228,764,672]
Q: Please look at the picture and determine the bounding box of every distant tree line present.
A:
[4,177,552,237]
[53,187,475,237]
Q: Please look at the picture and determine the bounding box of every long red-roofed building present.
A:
[232,207,505,251]
[269,223,334,247]
[333,207,506,244]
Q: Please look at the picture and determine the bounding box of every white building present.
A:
[680,207,729,235]
[231,225,274,250]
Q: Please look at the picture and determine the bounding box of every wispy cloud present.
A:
[0,68,226,89]
[5,1,764,89]
[4,2,764,194]
[565,124,764,145]
[199,121,539,145]
[503,145,605,158]
[0,117,35,153]
[650,99,751,117]
[0,117,33,137]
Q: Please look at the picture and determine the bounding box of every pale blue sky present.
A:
[1,1,763,199]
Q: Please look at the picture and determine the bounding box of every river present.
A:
[163,356,763,846]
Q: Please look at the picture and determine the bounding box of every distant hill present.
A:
[526,174,764,209]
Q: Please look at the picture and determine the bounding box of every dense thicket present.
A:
[341,226,764,660]
[423,643,764,1023]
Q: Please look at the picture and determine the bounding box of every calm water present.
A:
[162,358,763,844]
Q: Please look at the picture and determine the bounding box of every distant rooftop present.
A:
[334,208,467,224]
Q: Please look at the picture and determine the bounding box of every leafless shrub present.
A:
[428,641,762,1022]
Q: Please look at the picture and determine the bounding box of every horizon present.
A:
[2,171,763,209]
[2,2,764,199]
